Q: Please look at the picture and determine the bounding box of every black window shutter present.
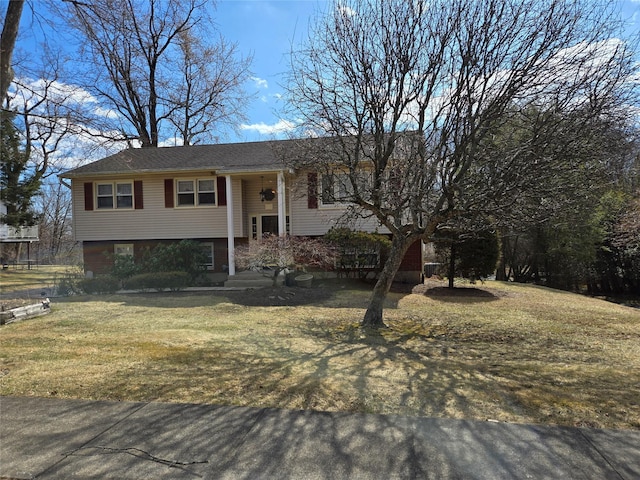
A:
[134,180,143,209]
[164,179,174,208]
[217,177,227,206]
[84,182,94,211]
[307,172,318,209]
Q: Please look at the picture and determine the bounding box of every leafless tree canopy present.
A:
[57,0,252,147]
[285,0,639,327]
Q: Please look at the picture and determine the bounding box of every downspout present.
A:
[58,177,76,244]
[277,171,286,237]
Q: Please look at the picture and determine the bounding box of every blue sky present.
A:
[7,0,640,148]
[214,0,328,142]
[221,0,640,143]
[10,0,330,145]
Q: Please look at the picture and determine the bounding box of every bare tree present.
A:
[6,45,118,179]
[285,0,638,327]
[36,179,77,264]
[168,29,252,145]
[57,0,251,147]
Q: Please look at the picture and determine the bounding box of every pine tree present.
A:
[0,111,41,227]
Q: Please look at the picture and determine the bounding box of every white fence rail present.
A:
[0,225,39,242]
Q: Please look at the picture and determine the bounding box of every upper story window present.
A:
[176,179,216,207]
[320,172,371,206]
[321,173,352,206]
[96,182,133,209]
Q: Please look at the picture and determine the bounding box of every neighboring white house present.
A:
[0,199,39,267]
[59,139,423,281]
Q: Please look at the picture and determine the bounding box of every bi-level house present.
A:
[60,138,423,282]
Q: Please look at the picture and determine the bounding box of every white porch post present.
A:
[226,175,236,275]
[277,171,286,237]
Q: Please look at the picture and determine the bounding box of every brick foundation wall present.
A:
[82,239,235,276]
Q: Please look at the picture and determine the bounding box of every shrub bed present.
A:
[79,275,120,294]
[125,271,190,292]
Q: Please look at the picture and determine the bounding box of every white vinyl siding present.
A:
[72,175,244,241]
[289,173,387,236]
[71,171,383,242]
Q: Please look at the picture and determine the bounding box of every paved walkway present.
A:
[1,396,638,479]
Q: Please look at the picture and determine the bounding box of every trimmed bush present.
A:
[110,255,140,284]
[79,275,120,294]
[125,271,190,292]
[139,240,207,282]
[54,268,84,296]
[107,240,208,288]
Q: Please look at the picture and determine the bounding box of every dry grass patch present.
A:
[0,264,74,293]
[1,280,639,430]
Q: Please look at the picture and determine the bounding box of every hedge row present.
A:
[78,271,190,294]
[124,271,190,292]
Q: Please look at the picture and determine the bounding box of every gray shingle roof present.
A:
[60,140,294,178]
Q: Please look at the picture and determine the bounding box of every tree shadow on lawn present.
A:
[55,279,500,310]
[406,282,502,304]
[130,318,495,422]
[56,278,405,309]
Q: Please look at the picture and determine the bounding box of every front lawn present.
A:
[1,279,638,430]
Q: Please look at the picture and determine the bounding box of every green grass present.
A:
[1,277,639,430]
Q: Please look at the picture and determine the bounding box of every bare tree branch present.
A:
[285,0,639,327]
[55,0,251,147]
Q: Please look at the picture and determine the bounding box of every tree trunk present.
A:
[362,234,414,328]
[495,229,508,281]
[0,0,24,101]
[448,243,456,288]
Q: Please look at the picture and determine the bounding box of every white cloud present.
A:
[337,5,356,17]
[252,76,269,89]
[240,119,296,135]
[260,92,283,104]
[158,137,185,147]
[93,106,120,120]
[12,77,121,121]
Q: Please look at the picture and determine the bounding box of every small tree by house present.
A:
[433,227,499,288]
[235,235,337,287]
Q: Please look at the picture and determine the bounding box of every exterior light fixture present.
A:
[259,176,276,202]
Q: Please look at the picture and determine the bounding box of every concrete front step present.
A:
[231,271,272,280]
[224,278,274,288]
